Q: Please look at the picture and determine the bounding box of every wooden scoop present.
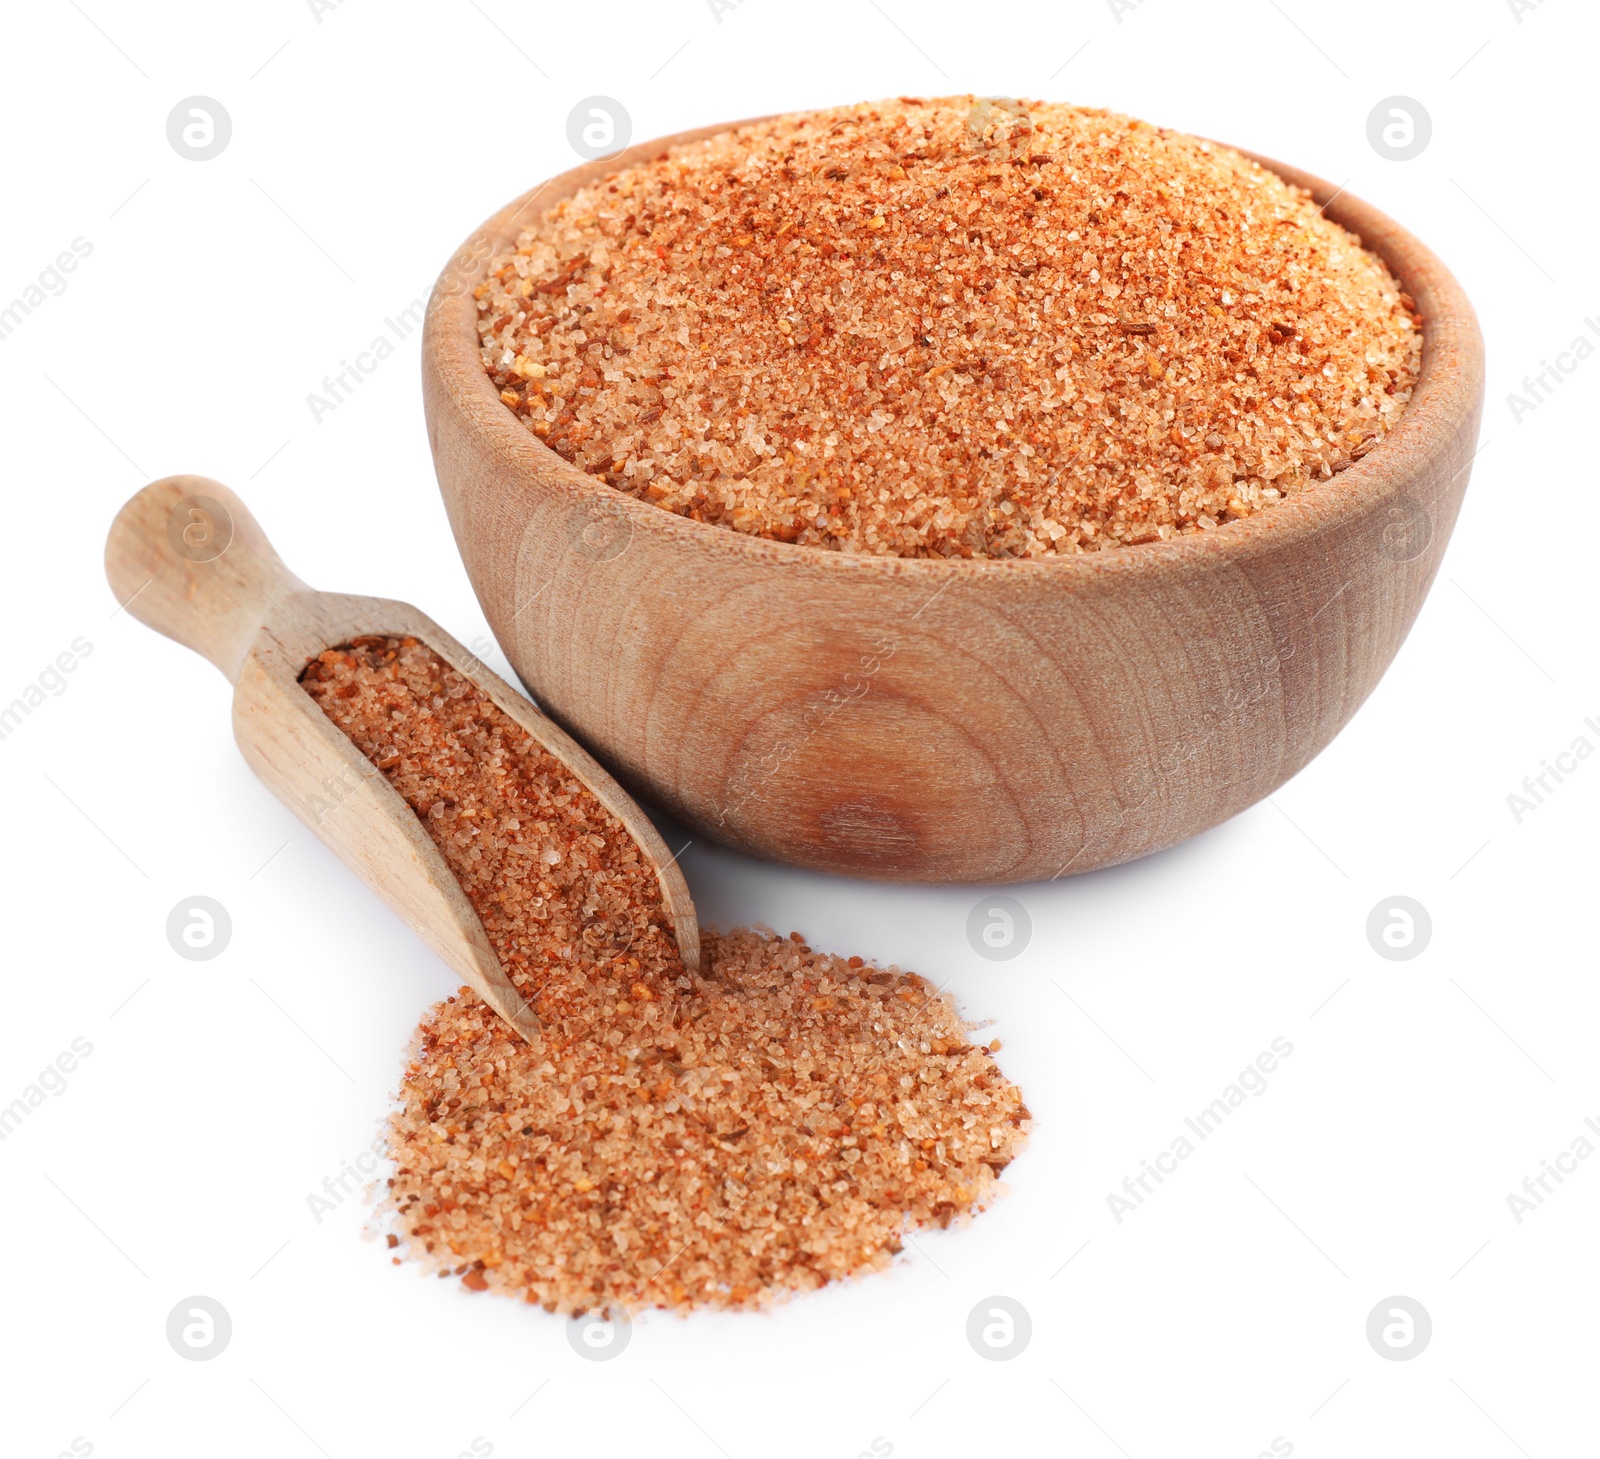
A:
[104,475,700,1041]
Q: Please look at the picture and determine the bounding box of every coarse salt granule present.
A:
[476,96,1422,557]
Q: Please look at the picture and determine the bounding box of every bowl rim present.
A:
[424,112,1485,586]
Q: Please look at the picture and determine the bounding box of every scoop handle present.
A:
[105,476,309,685]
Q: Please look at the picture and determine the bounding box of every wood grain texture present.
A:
[104,476,700,1041]
[423,126,1485,885]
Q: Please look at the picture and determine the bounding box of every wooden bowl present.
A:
[422,121,1485,885]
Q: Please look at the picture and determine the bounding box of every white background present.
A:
[1,1,1595,1456]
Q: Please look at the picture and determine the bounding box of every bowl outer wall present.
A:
[422,121,1485,884]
